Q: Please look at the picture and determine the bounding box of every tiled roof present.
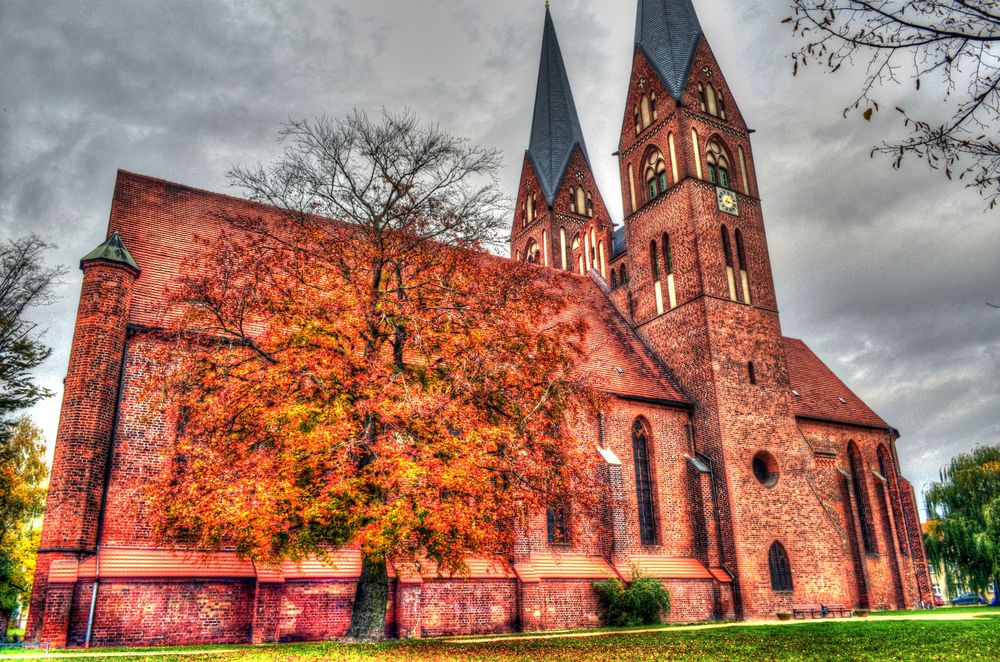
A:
[106,171,689,407]
[615,556,713,581]
[635,0,703,100]
[783,337,890,430]
[527,8,591,205]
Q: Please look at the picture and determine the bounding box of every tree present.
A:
[0,235,66,434]
[787,1,1000,208]
[142,111,603,641]
[0,236,61,640]
[925,444,1000,606]
[0,418,47,640]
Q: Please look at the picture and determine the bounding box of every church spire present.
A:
[635,0,703,100]
[527,6,590,206]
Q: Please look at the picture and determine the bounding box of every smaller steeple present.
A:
[80,231,141,274]
[527,6,590,206]
[635,0,703,100]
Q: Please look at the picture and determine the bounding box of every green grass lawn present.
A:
[9,612,995,661]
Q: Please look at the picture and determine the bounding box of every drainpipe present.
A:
[84,331,131,648]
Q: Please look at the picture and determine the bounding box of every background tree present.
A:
[787,1,1000,208]
[925,444,1000,605]
[0,236,65,432]
[144,111,603,641]
[0,419,47,641]
[0,236,61,640]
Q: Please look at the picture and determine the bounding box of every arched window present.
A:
[698,83,707,113]
[541,229,549,267]
[721,226,737,301]
[587,191,594,217]
[717,92,728,121]
[632,418,657,545]
[568,187,576,213]
[640,95,652,129]
[621,264,628,284]
[559,227,568,270]
[662,233,677,309]
[576,187,587,216]
[706,84,719,117]
[525,239,541,265]
[769,542,793,592]
[598,241,606,278]
[526,193,536,224]
[644,148,669,202]
[735,229,751,304]
[611,269,619,289]
[849,442,878,555]
[650,240,660,281]
[706,140,731,189]
[547,503,570,545]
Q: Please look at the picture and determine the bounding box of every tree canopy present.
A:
[0,418,47,639]
[925,444,1000,603]
[787,1,1000,209]
[143,111,603,640]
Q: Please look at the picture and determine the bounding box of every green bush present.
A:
[593,567,671,627]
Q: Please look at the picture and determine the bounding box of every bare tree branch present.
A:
[788,1,1000,209]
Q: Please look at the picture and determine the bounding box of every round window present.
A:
[752,451,779,488]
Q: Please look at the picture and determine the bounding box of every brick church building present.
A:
[29,0,932,647]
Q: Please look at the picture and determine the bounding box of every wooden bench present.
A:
[792,604,823,619]
[825,604,853,618]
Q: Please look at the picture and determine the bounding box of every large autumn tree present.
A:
[143,111,603,641]
[787,1,1000,209]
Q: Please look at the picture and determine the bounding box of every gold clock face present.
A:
[717,187,739,216]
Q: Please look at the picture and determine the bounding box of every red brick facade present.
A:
[29,3,931,648]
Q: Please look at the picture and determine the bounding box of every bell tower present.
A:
[614,0,854,618]
[511,6,613,278]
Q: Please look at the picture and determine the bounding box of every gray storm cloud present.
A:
[1,0,996,515]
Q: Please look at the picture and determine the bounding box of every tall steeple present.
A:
[635,0,703,99]
[527,6,590,205]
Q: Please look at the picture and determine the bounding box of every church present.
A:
[29,0,932,647]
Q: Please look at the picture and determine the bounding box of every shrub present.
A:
[776,612,792,621]
[593,567,671,627]
[855,609,870,618]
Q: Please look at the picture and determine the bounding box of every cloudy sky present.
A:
[1,0,997,514]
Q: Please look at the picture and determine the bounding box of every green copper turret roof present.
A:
[527,7,591,206]
[80,231,141,273]
[635,0,703,100]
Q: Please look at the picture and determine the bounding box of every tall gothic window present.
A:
[547,503,570,545]
[706,140,731,189]
[849,442,878,555]
[662,233,676,310]
[644,148,669,202]
[769,542,793,592]
[635,93,658,134]
[721,226,738,301]
[632,418,657,545]
[735,229,751,304]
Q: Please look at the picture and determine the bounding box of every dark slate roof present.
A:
[611,226,627,258]
[635,0,703,100]
[80,231,141,273]
[527,8,590,205]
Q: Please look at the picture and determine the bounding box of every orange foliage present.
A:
[140,215,603,574]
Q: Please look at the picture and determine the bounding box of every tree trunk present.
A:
[0,611,9,643]
[345,554,389,642]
